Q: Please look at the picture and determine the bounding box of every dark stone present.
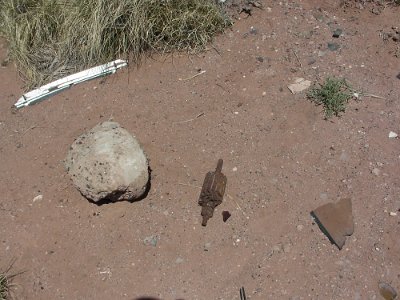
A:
[308,58,316,65]
[222,211,231,222]
[328,42,340,51]
[332,29,343,38]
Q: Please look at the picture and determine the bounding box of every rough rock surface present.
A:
[311,198,354,250]
[65,121,149,203]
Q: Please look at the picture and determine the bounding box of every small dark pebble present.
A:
[332,29,342,38]
[328,42,340,51]
[256,56,264,63]
[222,211,231,222]
[250,27,258,35]
[308,58,316,65]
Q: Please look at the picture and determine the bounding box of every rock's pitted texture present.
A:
[311,198,354,250]
[65,121,149,203]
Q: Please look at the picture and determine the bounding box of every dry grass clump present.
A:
[0,259,21,300]
[0,0,230,88]
[0,272,10,300]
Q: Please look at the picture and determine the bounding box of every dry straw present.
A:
[0,0,230,88]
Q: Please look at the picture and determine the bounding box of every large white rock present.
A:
[65,121,149,203]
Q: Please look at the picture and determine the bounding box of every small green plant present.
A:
[307,77,354,119]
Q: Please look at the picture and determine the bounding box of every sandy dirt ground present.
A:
[1,1,399,299]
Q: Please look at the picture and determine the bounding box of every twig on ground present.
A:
[22,125,41,135]
[293,50,302,67]
[361,93,386,100]
[211,44,221,56]
[178,70,206,81]
[216,83,230,93]
[173,113,205,124]
[227,194,248,219]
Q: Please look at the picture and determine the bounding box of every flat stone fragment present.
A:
[389,131,398,139]
[287,78,312,94]
[379,282,397,300]
[311,198,354,250]
[65,121,149,203]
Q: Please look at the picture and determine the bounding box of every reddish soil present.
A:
[1,1,399,299]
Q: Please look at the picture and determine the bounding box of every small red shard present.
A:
[311,198,354,250]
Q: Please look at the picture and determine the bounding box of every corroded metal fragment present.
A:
[198,159,227,226]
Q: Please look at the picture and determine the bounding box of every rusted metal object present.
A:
[198,159,227,226]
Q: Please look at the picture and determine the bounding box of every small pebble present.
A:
[340,152,349,161]
[389,131,398,139]
[204,242,211,251]
[232,167,238,172]
[327,42,340,51]
[372,168,381,176]
[33,195,43,202]
[175,257,184,264]
[250,27,258,35]
[320,193,328,201]
[332,28,343,38]
[283,243,291,253]
[256,56,264,62]
[379,282,397,300]
[272,244,282,253]
[389,212,397,217]
[307,58,316,65]
[143,235,158,247]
